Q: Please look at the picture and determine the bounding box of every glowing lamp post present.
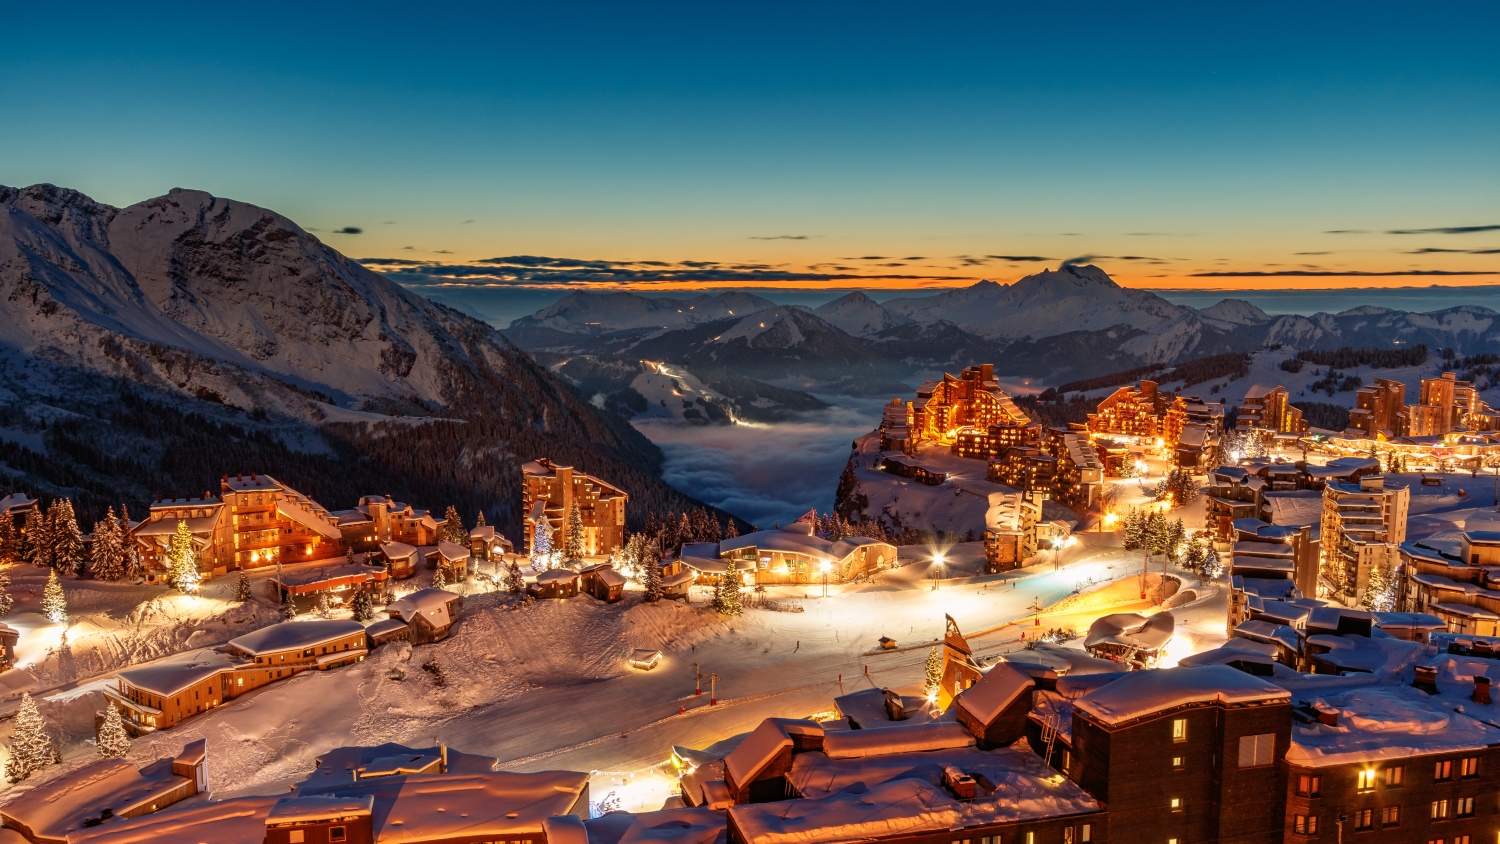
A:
[1051,538,1064,570]
[819,560,831,597]
[931,551,946,591]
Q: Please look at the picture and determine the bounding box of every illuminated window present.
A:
[1172,718,1188,742]
[1352,809,1372,830]
[1170,797,1182,812]
[1431,799,1449,820]
[1435,760,1453,781]
[1381,806,1400,827]
[1296,775,1321,796]
[1293,815,1317,835]
[1455,797,1474,818]
[1172,756,1185,770]
[1460,757,1479,778]
[1357,769,1377,790]
[1384,766,1404,786]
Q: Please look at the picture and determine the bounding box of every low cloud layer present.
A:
[1191,269,1500,277]
[633,401,884,528]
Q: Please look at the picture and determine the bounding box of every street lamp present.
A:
[819,560,831,597]
[1052,538,1063,570]
[932,551,946,591]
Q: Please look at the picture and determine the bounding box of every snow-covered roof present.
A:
[267,794,374,823]
[1074,665,1290,726]
[436,540,469,562]
[1284,676,1500,768]
[227,619,365,656]
[118,650,237,697]
[536,568,580,585]
[956,664,1034,726]
[386,589,457,628]
[833,688,938,729]
[724,719,823,785]
[298,743,498,792]
[1304,634,1415,674]
[583,807,727,844]
[381,541,418,560]
[0,493,36,514]
[1083,612,1175,653]
[302,770,591,841]
[821,722,974,759]
[1003,644,1121,677]
[65,795,276,844]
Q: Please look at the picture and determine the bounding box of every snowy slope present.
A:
[517,291,777,335]
[812,291,908,337]
[0,184,523,410]
[880,265,1197,341]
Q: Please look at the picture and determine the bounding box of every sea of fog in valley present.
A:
[415,282,1500,527]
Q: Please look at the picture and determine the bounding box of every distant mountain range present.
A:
[0,184,726,530]
[504,263,1500,392]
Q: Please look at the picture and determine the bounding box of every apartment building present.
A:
[1237,385,1307,434]
[1347,378,1407,438]
[1320,475,1409,606]
[522,458,628,556]
[1088,379,1168,439]
[1401,525,1500,636]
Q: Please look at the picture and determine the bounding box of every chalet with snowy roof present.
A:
[523,458,628,557]
[107,651,240,732]
[426,540,470,582]
[676,516,894,586]
[129,473,344,581]
[0,623,17,670]
[382,589,462,644]
[832,687,940,730]
[331,495,443,553]
[468,524,513,561]
[1082,612,1174,669]
[62,740,589,844]
[531,567,581,599]
[227,619,367,672]
[374,541,419,579]
[579,563,626,602]
[0,740,205,843]
[273,559,388,602]
[0,493,36,518]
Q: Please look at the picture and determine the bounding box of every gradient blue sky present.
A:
[4,2,1498,290]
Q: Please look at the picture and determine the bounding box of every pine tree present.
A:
[563,501,585,564]
[53,499,85,577]
[923,646,943,701]
[315,590,338,618]
[5,693,58,783]
[0,568,12,617]
[505,560,525,594]
[725,520,739,539]
[234,569,252,602]
[166,520,201,593]
[475,511,487,528]
[96,702,131,759]
[715,558,742,616]
[351,588,374,621]
[642,539,663,602]
[90,507,127,581]
[1166,519,1186,565]
[0,513,16,565]
[23,506,49,569]
[529,520,553,571]
[433,565,447,590]
[122,545,144,581]
[281,590,298,620]
[42,568,67,623]
[1122,509,1145,551]
[441,506,466,546]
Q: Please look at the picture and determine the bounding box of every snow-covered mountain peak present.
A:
[1199,298,1271,326]
[812,290,907,337]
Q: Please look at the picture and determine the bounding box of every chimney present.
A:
[1414,664,1440,695]
[439,741,448,771]
[1475,676,1492,705]
[1316,707,1339,727]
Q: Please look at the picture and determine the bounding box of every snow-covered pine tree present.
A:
[922,646,943,701]
[96,702,131,759]
[725,520,739,539]
[234,569,252,602]
[42,568,67,623]
[166,520,201,593]
[315,590,338,618]
[0,511,16,565]
[1202,549,1224,579]
[441,506,466,546]
[564,501,585,564]
[529,521,553,571]
[506,560,525,594]
[23,506,49,569]
[433,565,447,590]
[715,558,742,616]
[123,545,144,581]
[351,588,374,621]
[54,499,85,577]
[1166,519,1186,565]
[1122,509,1145,551]
[281,590,298,620]
[0,568,12,617]
[475,510,486,528]
[89,507,126,581]
[5,693,58,783]
[642,539,663,602]
[678,513,693,547]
